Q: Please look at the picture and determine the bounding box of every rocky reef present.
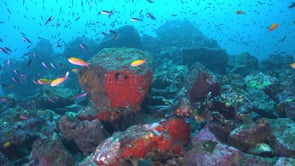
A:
[1,21,295,166]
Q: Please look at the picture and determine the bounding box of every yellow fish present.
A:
[37,78,52,85]
[2,141,11,149]
[130,59,146,67]
[50,72,69,87]
[290,62,295,69]
[68,57,88,67]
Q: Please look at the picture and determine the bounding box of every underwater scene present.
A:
[1,0,295,165]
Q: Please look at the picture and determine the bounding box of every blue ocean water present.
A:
[1,0,294,60]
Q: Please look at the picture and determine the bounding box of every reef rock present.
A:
[227,119,271,152]
[98,25,142,50]
[77,48,152,122]
[185,126,241,166]
[92,118,190,166]
[155,20,220,49]
[185,62,220,103]
[182,47,228,74]
[28,135,75,166]
[58,114,106,154]
[268,118,295,157]
[227,52,259,76]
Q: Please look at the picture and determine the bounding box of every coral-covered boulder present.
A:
[77,48,153,122]
[58,114,106,154]
[268,118,295,157]
[28,135,75,166]
[185,126,241,166]
[185,62,220,103]
[92,118,190,166]
[183,47,228,74]
[227,119,271,152]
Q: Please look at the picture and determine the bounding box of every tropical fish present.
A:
[75,16,80,21]
[290,62,295,69]
[79,43,88,50]
[50,62,56,69]
[45,16,54,25]
[146,12,156,20]
[6,59,10,68]
[68,57,88,67]
[74,92,87,99]
[289,2,295,8]
[101,10,113,15]
[0,47,11,54]
[236,10,245,14]
[71,68,79,73]
[130,17,142,22]
[101,32,107,36]
[27,59,32,67]
[50,72,69,86]
[269,23,278,31]
[2,141,11,149]
[41,62,51,70]
[130,59,146,67]
[22,36,32,44]
[37,78,52,85]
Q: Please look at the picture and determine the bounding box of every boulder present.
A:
[58,114,106,154]
[185,62,220,103]
[183,47,228,74]
[227,119,271,152]
[268,118,295,157]
[227,52,259,76]
[77,48,153,122]
[92,118,190,166]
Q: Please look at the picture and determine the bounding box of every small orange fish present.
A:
[71,68,79,73]
[290,62,295,69]
[236,10,245,14]
[269,23,278,31]
[130,59,146,67]
[37,78,52,85]
[2,141,11,149]
[50,72,69,87]
[68,57,88,67]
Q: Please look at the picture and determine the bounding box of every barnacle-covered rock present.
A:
[77,48,153,122]
[92,118,190,166]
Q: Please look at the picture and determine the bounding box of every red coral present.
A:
[104,70,152,109]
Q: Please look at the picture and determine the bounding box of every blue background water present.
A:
[0,0,294,62]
